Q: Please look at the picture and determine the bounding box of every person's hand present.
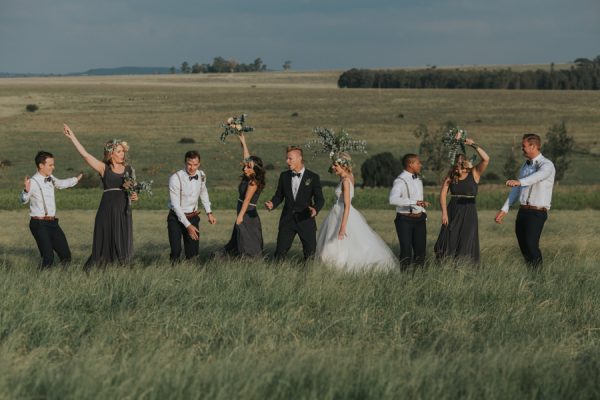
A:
[309,206,317,218]
[63,123,75,140]
[129,192,139,202]
[207,213,217,225]
[238,132,246,143]
[506,180,521,187]
[464,138,474,146]
[265,201,273,211]
[24,176,30,193]
[186,225,200,240]
[76,172,83,182]
[236,215,243,225]
[338,227,347,240]
[495,210,507,224]
[417,200,430,208]
[442,212,449,226]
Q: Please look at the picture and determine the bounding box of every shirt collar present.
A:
[293,167,306,176]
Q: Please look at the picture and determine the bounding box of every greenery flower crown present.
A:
[104,139,124,153]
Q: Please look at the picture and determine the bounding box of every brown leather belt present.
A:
[184,211,200,218]
[520,205,547,212]
[398,212,423,218]
[31,216,56,221]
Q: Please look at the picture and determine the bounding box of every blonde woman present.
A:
[63,124,138,268]
[434,138,490,265]
[316,152,397,272]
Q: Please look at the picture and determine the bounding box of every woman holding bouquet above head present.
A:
[222,132,265,258]
[316,152,398,272]
[63,124,138,268]
[434,136,490,266]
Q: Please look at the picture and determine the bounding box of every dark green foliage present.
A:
[503,145,522,180]
[25,104,38,112]
[544,121,575,182]
[338,56,600,89]
[180,61,191,74]
[360,152,402,187]
[414,122,457,184]
[178,137,196,144]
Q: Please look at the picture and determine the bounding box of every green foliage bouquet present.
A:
[305,127,367,173]
[122,170,153,197]
[442,127,476,165]
[219,114,254,143]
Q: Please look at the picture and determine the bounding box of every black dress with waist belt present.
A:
[223,179,263,257]
[434,170,480,265]
[85,165,134,268]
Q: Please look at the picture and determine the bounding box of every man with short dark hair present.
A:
[167,151,216,262]
[495,133,555,269]
[20,151,82,268]
[265,145,325,261]
[389,153,430,270]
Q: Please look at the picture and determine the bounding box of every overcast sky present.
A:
[1,0,598,73]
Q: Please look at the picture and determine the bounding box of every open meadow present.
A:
[1,72,600,399]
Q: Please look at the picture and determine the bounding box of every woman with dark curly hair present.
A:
[222,133,265,258]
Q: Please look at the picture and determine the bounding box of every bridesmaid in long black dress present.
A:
[222,133,265,257]
[63,124,138,267]
[434,138,490,266]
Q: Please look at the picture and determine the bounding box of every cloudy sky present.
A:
[1,0,598,73]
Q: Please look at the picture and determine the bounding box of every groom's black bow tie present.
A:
[44,177,52,183]
[292,172,301,178]
[412,174,418,179]
[526,160,532,166]
[189,175,199,181]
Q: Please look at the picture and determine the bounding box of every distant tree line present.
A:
[338,56,600,90]
[171,57,268,74]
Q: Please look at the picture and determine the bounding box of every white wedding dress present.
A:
[316,180,398,272]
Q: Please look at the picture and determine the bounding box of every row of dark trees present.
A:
[339,56,600,90]
[171,58,292,74]
[360,121,575,187]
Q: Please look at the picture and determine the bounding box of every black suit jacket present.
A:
[270,169,325,228]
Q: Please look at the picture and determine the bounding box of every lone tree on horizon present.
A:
[283,60,292,70]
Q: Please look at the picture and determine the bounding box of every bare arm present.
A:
[239,132,250,160]
[338,179,352,239]
[440,178,450,225]
[236,181,258,225]
[63,124,106,176]
[465,138,490,181]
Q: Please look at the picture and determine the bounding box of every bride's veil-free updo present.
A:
[333,151,353,173]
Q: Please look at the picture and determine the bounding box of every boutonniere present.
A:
[304,178,312,186]
[201,175,206,183]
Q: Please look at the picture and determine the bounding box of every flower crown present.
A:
[104,139,123,153]
[332,154,353,168]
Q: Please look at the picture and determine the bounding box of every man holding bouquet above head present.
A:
[20,151,82,268]
[168,150,216,263]
[265,145,325,261]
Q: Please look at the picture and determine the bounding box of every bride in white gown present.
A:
[316,152,398,272]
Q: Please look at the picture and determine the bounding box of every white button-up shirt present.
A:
[389,170,426,214]
[501,154,555,212]
[291,167,305,199]
[168,169,212,227]
[20,173,79,217]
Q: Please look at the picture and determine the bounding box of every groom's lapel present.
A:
[284,170,295,201]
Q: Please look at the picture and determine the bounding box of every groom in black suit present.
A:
[266,146,325,260]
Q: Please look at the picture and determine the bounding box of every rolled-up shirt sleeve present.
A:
[169,174,190,228]
[53,176,79,190]
[389,178,413,207]
[20,189,31,204]
[518,162,555,187]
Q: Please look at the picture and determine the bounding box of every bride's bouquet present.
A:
[442,127,476,164]
[219,114,254,143]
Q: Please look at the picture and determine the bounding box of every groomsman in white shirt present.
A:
[389,154,430,270]
[167,150,217,263]
[495,133,555,269]
[20,151,82,268]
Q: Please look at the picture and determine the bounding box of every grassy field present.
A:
[0,72,599,192]
[1,73,600,398]
[1,209,600,399]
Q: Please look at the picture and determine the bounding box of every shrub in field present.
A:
[544,121,575,182]
[178,137,196,144]
[25,104,38,112]
[0,159,12,167]
[360,152,403,187]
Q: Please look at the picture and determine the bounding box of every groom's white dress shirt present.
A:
[291,167,305,200]
[168,169,212,228]
[501,154,555,213]
[389,170,426,214]
[20,173,78,217]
